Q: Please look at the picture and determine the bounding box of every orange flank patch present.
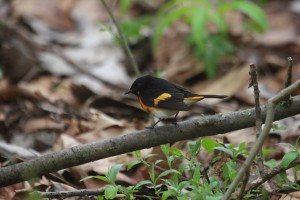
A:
[138,97,154,112]
[183,95,204,105]
[154,93,172,106]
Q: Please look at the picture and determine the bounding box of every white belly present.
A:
[152,109,178,119]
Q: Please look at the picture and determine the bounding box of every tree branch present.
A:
[283,57,293,103]
[249,64,265,175]
[222,80,300,200]
[284,57,293,89]
[246,158,300,193]
[37,188,105,198]
[0,94,299,187]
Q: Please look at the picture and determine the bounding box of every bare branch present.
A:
[246,158,300,192]
[237,170,250,200]
[284,57,293,89]
[283,57,293,103]
[37,188,105,198]
[249,64,265,175]
[222,80,300,200]
[0,93,299,187]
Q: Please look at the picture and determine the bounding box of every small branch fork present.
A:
[223,59,299,200]
[245,158,300,193]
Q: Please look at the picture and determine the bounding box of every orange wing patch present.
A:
[154,93,172,106]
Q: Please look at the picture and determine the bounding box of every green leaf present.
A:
[153,6,190,47]
[208,11,227,34]
[171,147,183,157]
[201,138,220,153]
[120,16,151,43]
[162,189,177,200]
[144,153,157,159]
[27,191,43,200]
[214,146,234,158]
[157,169,181,181]
[206,195,223,200]
[262,148,276,159]
[80,175,110,183]
[238,142,247,152]
[149,165,156,183]
[127,160,142,170]
[264,159,277,169]
[119,0,132,14]
[97,195,104,200]
[232,1,268,33]
[271,123,287,132]
[188,139,201,156]
[161,144,170,156]
[134,180,153,189]
[178,180,190,190]
[222,161,237,181]
[295,164,300,171]
[282,151,299,168]
[134,150,142,158]
[155,159,164,165]
[178,195,188,200]
[192,167,201,185]
[191,8,207,53]
[104,185,118,200]
[107,164,123,183]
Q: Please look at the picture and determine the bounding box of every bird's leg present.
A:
[162,112,179,125]
[172,112,179,125]
[174,112,179,120]
[146,118,161,129]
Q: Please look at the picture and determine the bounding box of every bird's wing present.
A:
[141,86,190,111]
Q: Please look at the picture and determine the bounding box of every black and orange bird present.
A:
[125,75,227,127]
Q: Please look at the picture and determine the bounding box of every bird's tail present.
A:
[183,94,227,105]
[200,94,228,99]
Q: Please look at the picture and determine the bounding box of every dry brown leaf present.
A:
[54,134,137,188]
[193,65,250,104]
[255,2,299,47]
[224,128,256,145]
[154,22,204,83]
[18,76,79,105]
[23,117,65,133]
[12,0,74,31]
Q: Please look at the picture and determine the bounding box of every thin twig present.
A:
[222,80,300,200]
[283,57,293,103]
[249,64,265,175]
[0,94,300,187]
[99,0,140,76]
[284,57,293,89]
[245,158,300,192]
[38,188,106,198]
[237,169,250,200]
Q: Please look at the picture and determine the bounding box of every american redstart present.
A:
[125,75,227,127]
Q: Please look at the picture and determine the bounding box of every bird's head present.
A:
[125,75,152,96]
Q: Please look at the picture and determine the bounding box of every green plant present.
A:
[83,137,299,199]
[118,0,268,78]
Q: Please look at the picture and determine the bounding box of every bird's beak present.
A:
[124,90,131,95]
